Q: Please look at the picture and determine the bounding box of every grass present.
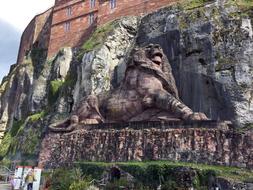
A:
[235,0,253,8]
[236,123,253,133]
[0,133,12,159]
[48,80,65,104]
[50,80,65,97]
[75,161,253,182]
[48,76,76,105]
[180,0,214,10]
[77,21,116,61]
[82,22,115,51]
[29,110,47,122]
[10,120,25,137]
[21,128,40,155]
[0,110,48,159]
[8,125,41,157]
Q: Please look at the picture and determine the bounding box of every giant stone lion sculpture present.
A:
[49,44,207,132]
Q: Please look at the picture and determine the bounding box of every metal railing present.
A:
[0,166,14,183]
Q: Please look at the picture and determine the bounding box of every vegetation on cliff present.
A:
[77,21,117,61]
[0,111,47,161]
[0,4,253,190]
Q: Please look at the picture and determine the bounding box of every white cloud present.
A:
[0,0,54,31]
[0,0,54,81]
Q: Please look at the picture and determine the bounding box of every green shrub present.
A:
[22,128,40,154]
[48,80,64,104]
[69,180,90,190]
[50,168,93,190]
[0,133,12,158]
[144,165,162,188]
[0,158,11,167]
[105,178,129,190]
[181,0,214,10]
[119,164,146,182]
[10,120,25,137]
[50,169,75,190]
[70,161,253,189]
[29,111,47,122]
[77,163,105,179]
[161,180,177,190]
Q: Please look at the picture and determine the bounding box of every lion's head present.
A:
[145,44,164,67]
[132,44,162,69]
[129,44,179,98]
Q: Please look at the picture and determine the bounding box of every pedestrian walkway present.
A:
[0,183,12,190]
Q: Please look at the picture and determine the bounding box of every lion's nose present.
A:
[152,55,162,65]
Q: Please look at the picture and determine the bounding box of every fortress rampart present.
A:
[17,0,177,63]
[17,8,53,64]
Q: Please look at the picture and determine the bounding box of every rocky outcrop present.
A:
[72,17,139,109]
[136,1,253,126]
[0,47,73,148]
[0,62,34,142]
[71,0,253,126]
[216,177,253,190]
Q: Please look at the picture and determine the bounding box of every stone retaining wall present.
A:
[39,121,253,168]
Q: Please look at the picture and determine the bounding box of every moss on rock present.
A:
[48,80,65,104]
[77,21,117,61]
[0,133,12,159]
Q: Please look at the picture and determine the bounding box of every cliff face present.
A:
[0,0,252,166]
[136,1,253,126]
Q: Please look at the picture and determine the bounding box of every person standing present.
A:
[25,169,36,190]
[9,175,15,190]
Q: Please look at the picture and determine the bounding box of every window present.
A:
[110,0,116,9]
[66,7,72,16]
[90,0,95,8]
[64,22,71,32]
[89,13,95,25]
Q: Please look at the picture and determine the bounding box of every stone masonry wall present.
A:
[17,19,35,64]
[17,8,53,64]
[39,121,253,168]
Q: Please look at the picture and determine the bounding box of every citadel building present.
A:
[17,0,176,64]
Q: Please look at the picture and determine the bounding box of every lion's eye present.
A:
[146,44,153,48]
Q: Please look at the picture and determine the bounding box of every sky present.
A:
[0,0,54,82]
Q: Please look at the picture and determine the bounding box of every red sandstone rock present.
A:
[38,121,253,169]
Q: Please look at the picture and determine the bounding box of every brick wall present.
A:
[98,0,177,25]
[38,121,253,168]
[18,0,179,61]
[47,0,177,58]
[48,0,98,57]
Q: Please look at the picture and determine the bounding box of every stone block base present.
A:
[38,121,253,168]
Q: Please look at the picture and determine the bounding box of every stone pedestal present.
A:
[39,121,253,169]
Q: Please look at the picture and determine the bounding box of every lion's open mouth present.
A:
[151,52,163,65]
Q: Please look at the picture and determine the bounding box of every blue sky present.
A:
[0,0,54,82]
[0,20,20,81]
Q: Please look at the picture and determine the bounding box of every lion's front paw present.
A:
[80,119,100,125]
[188,112,208,121]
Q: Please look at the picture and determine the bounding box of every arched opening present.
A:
[110,167,121,181]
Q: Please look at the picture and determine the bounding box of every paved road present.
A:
[0,183,11,190]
